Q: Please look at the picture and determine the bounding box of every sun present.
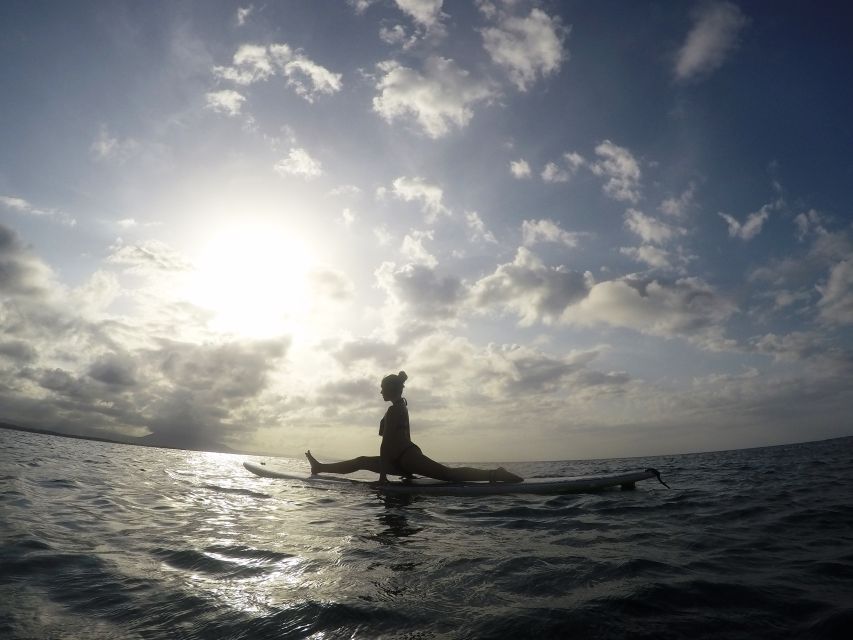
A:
[184,223,315,338]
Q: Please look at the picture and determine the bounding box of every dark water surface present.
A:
[1,430,851,639]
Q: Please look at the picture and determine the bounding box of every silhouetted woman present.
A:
[306,371,522,483]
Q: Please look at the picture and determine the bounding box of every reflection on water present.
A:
[2,430,853,639]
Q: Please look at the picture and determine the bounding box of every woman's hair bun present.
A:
[398,371,408,383]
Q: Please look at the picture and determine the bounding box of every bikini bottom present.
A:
[392,443,421,473]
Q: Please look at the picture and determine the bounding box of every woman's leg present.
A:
[305,451,383,475]
[399,447,522,482]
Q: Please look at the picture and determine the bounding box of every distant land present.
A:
[0,421,249,456]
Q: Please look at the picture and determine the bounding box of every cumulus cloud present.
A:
[510,159,531,178]
[395,0,445,29]
[591,140,641,203]
[481,8,568,91]
[575,276,736,346]
[274,147,323,179]
[372,56,495,138]
[205,89,246,116]
[471,245,734,346]
[471,247,593,325]
[675,1,749,81]
[624,208,685,245]
[719,203,771,240]
[0,224,56,297]
[387,176,450,222]
[214,43,342,102]
[376,261,464,321]
[522,219,582,248]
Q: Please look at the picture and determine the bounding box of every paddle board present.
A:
[243,461,667,496]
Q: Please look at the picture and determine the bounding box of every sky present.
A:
[1,1,851,462]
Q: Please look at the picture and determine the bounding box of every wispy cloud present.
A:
[719,204,771,240]
[522,219,582,248]
[0,195,76,226]
[591,141,641,203]
[385,176,450,223]
[675,1,749,81]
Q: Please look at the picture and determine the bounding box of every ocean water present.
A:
[1,430,851,639]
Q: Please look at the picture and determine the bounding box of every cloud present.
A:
[106,240,193,274]
[719,203,771,240]
[395,0,444,28]
[481,8,568,91]
[387,176,450,222]
[541,151,584,183]
[340,208,356,227]
[749,331,828,362]
[620,245,672,269]
[575,276,736,347]
[471,247,593,326]
[471,245,734,346]
[236,5,253,26]
[204,89,246,116]
[347,0,377,14]
[376,261,464,321]
[818,259,853,325]
[372,57,495,138]
[0,339,37,363]
[1,195,76,227]
[675,1,749,81]
[521,219,581,248]
[659,183,696,218]
[591,140,641,203]
[88,353,137,387]
[333,338,403,367]
[624,208,685,244]
[0,223,57,297]
[466,211,497,244]
[308,268,356,303]
[794,209,827,242]
[214,43,342,102]
[401,230,438,267]
[510,159,531,179]
[90,124,139,163]
[274,147,323,179]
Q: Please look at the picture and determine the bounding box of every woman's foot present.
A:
[305,450,322,475]
[489,467,523,483]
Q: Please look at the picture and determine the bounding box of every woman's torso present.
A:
[380,401,412,459]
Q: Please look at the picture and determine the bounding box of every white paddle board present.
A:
[243,461,666,496]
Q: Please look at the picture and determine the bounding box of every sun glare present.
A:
[185,224,315,338]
